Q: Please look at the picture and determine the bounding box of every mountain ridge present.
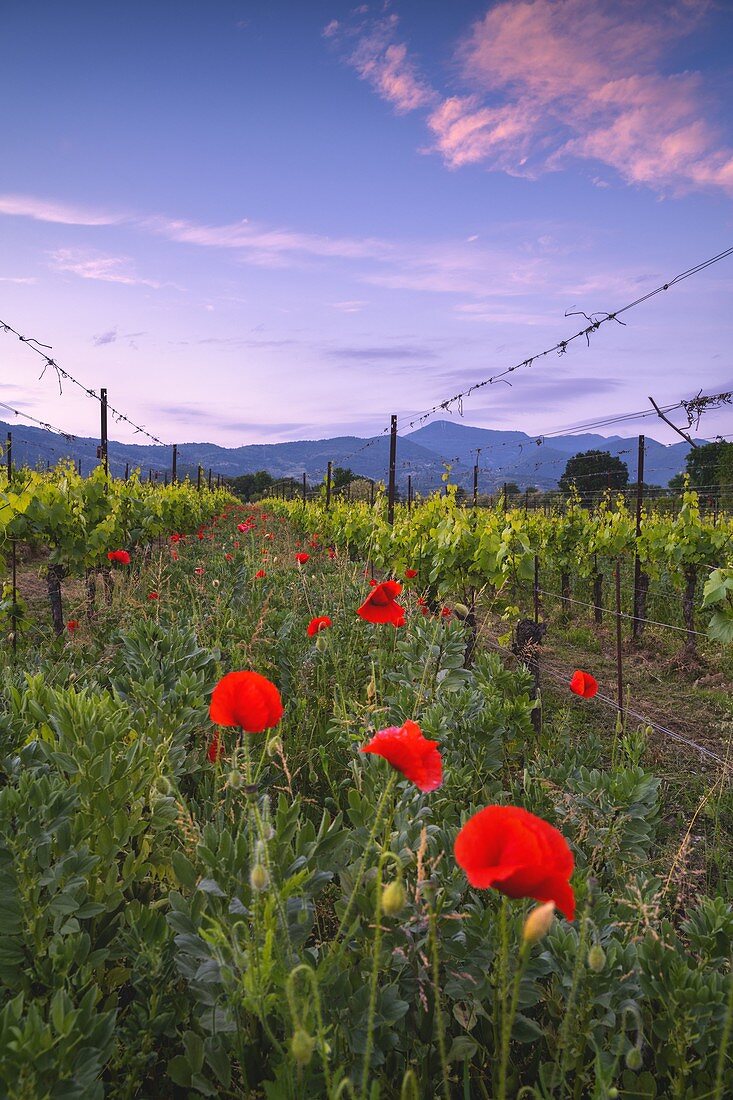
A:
[1,418,697,490]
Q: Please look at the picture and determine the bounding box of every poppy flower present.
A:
[66,620,80,633]
[296,552,310,565]
[107,549,131,565]
[171,549,179,561]
[307,616,332,637]
[328,548,336,559]
[225,553,233,562]
[147,591,159,600]
[209,670,284,733]
[194,567,204,576]
[405,568,418,579]
[255,569,266,579]
[237,523,249,533]
[569,670,598,699]
[170,533,181,543]
[360,719,442,792]
[357,580,405,626]
[207,731,223,763]
[454,805,575,920]
[440,607,452,619]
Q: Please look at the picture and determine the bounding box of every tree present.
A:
[558,450,629,499]
[668,473,685,490]
[230,470,274,501]
[331,466,354,491]
[684,441,733,495]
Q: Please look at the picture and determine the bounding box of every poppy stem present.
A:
[497,935,529,1100]
[325,771,398,963]
[428,899,451,1100]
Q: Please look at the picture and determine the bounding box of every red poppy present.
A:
[357,580,405,626]
[194,567,204,576]
[225,553,233,562]
[360,719,442,792]
[147,591,159,600]
[237,523,249,533]
[569,670,598,699]
[296,552,310,565]
[171,549,179,561]
[307,616,332,637]
[209,670,284,733]
[170,533,181,543]
[207,731,223,763]
[454,805,575,920]
[233,541,240,549]
[440,607,452,618]
[264,533,274,541]
[405,568,418,579]
[107,549,131,565]
[255,569,266,578]
[66,620,80,633]
[328,548,336,559]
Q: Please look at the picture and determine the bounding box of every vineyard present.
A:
[0,462,732,1099]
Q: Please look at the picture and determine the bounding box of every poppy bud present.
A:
[608,1091,619,1099]
[625,1048,642,1071]
[453,602,470,619]
[156,776,173,795]
[291,1027,315,1067]
[227,769,244,789]
[315,633,328,652]
[249,864,269,892]
[522,901,555,945]
[587,945,606,972]
[366,676,376,703]
[382,880,406,917]
[267,735,283,757]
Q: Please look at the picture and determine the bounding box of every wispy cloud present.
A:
[326,13,437,114]
[331,300,367,312]
[326,344,438,361]
[0,193,123,226]
[0,275,37,284]
[92,328,118,346]
[49,249,162,288]
[328,0,733,197]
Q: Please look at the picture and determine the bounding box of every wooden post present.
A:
[172,444,178,484]
[302,472,307,504]
[208,468,212,491]
[473,464,478,507]
[326,461,332,510]
[534,555,540,625]
[387,414,397,525]
[197,465,202,491]
[6,432,11,483]
[615,559,624,720]
[100,387,109,477]
[502,482,508,515]
[632,435,646,640]
[164,473,168,487]
[78,459,82,476]
[407,474,412,511]
[370,478,375,507]
[124,462,129,481]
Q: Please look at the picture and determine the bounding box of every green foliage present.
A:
[558,450,629,499]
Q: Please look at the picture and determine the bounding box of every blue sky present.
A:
[1,0,732,449]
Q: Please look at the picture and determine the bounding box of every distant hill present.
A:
[1,418,697,492]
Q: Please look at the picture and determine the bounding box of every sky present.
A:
[1,0,732,450]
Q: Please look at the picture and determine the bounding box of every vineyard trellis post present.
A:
[369,478,375,507]
[172,445,178,484]
[533,555,540,624]
[326,461,332,510]
[302,472,306,504]
[473,464,478,507]
[615,559,624,720]
[6,431,12,483]
[100,387,109,477]
[502,482,508,515]
[632,434,647,640]
[197,466,202,491]
[407,474,412,511]
[124,462,129,481]
[208,468,212,491]
[387,414,397,525]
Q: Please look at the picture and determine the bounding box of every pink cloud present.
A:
[331,14,437,114]
[49,249,162,288]
[443,0,732,194]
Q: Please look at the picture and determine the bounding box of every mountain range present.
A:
[1,417,697,492]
